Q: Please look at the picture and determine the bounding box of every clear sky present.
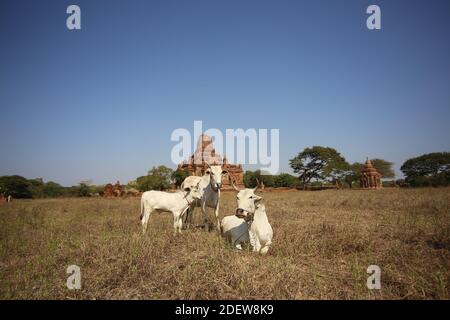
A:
[1,0,449,186]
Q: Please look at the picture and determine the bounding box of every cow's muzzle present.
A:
[235,208,245,218]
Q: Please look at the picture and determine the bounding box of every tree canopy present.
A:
[0,175,33,198]
[289,146,347,187]
[274,173,298,188]
[401,152,450,187]
[371,159,395,179]
[171,169,189,188]
[136,165,174,191]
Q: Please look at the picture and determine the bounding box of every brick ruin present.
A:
[103,181,124,197]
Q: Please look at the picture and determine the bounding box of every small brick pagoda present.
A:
[103,181,123,197]
[360,158,382,189]
[178,134,244,190]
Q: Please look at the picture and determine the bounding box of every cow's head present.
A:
[183,182,202,201]
[205,163,228,191]
[231,179,262,220]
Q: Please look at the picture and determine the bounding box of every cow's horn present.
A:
[230,177,240,192]
[254,178,260,192]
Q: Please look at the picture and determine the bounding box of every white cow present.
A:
[221,215,249,250]
[225,181,273,254]
[140,183,202,234]
[181,164,227,231]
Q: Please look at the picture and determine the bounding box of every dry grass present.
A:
[0,188,449,300]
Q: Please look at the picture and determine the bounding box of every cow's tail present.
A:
[139,198,144,221]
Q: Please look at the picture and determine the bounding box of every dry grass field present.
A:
[0,188,449,300]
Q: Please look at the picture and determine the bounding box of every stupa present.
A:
[360,158,382,189]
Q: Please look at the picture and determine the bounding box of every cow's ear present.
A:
[254,194,262,202]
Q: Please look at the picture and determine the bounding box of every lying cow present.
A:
[222,180,273,254]
[140,183,201,234]
[221,215,249,250]
[181,163,228,231]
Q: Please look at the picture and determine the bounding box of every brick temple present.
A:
[178,134,244,190]
[360,158,382,189]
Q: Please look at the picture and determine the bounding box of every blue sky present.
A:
[1,0,449,186]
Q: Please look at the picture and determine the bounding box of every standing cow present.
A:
[181,163,228,231]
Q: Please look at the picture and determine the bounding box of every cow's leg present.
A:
[173,215,178,235]
[189,202,196,225]
[183,203,195,229]
[173,213,183,234]
[177,216,183,233]
[214,201,221,232]
[182,206,190,229]
[253,238,262,253]
[141,207,152,235]
[201,199,208,227]
[260,243,270,255]
[249,229,257,250]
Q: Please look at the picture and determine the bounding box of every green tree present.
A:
[289,146,347,188]
[243,170,261,188]
[64,186,81,197]
[261,174,275,188]
[78,182,91,197]
[326,161,354,187]
[274,173,297,188]
[401,152,450,187]
[0,175,33,198]
[371,159,395,179]
[127,180,139,189]
[343,162,363,188]
[148,166,173,183]
[136,175,165,191]
[42,181,64,198]
[171,169,189,188]
[28,178,45,197]
[136,166,174,191]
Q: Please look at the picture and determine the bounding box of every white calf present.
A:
[232,181,273,255]
[140,184,201,234]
